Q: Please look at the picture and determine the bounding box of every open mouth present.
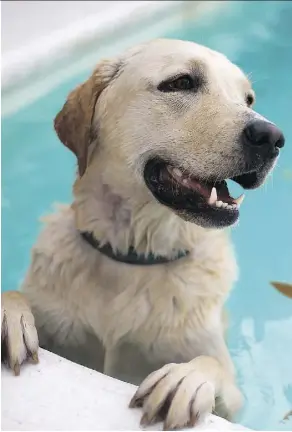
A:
[144,158,266,228]
[166,166,244,210]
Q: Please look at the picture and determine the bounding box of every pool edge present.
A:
[1,1,229,117]
[1,348,251,431]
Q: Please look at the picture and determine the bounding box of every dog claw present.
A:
[140,412,159,428]
[13,361,20,376]
[129,394,143,408]
[163,423,174,431]
[189,411,199,427]
[30,352,39,364]
[140,413,150,426]
[129,395,137,408]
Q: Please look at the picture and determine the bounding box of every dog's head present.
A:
[55,39,285,229]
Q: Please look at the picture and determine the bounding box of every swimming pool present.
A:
[2,1,292,430]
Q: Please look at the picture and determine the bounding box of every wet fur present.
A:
[1,39,265,428]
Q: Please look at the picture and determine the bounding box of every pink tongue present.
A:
[187,178,212,198]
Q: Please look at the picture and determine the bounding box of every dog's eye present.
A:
[158,75,196,92]
[246,93,255,107]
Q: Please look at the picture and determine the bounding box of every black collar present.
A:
[80,231,189,265]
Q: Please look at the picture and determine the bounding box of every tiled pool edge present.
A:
[1,348,250,431]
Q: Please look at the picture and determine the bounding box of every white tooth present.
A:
[222,202,228,208]
[234,194,245,207]
[173,168,183,177]
[226,204,238,210]
[208,187,217,205]
[216,200,223,208]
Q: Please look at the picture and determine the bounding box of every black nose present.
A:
[242,119,285,151]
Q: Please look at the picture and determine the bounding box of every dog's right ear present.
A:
[54,60,119,177]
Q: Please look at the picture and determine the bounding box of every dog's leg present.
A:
[104,346,117,377]
[1,291,39,375]
[129,333,242,430]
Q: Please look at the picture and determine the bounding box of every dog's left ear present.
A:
[54,59,119,177]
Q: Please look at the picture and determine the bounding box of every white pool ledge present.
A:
[1,1,229,117]
[1,348,249,431]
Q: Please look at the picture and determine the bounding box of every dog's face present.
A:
[55,39,285,229]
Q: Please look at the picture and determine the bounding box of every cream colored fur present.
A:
[2,38,270,429]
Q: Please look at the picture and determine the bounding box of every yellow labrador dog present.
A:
[2,39,285,429]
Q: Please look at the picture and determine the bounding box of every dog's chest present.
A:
[100,260,225,357]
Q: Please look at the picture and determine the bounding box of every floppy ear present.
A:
[54,60,119,177]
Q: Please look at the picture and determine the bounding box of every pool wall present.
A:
[2,0,228,116]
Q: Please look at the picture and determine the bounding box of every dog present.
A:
[1,38,285,429]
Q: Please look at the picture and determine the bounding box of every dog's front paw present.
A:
[129,356,242,430]
[1,291,39,375]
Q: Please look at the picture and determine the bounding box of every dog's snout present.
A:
[242,120,285,151]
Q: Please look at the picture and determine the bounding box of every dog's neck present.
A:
[72,173,206,258]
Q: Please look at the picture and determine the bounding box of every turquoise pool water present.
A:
[2,1,292,430]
